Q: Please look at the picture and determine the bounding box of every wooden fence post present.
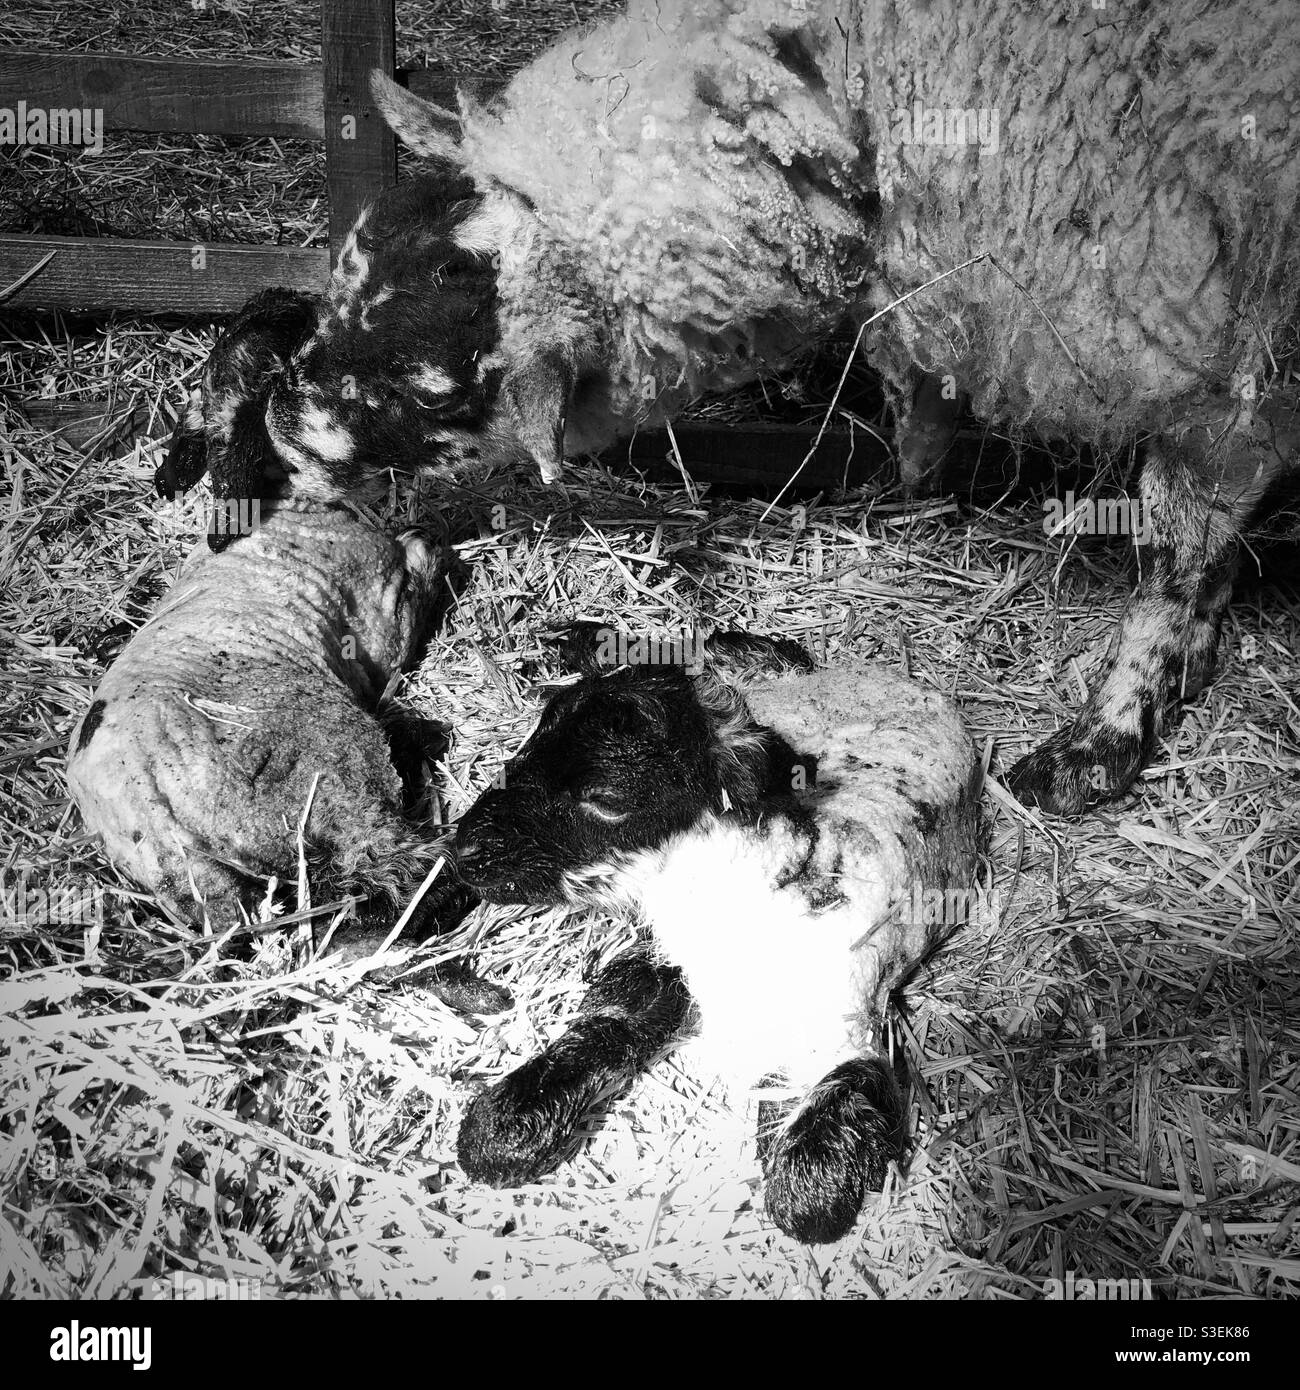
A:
[321,0,396,264]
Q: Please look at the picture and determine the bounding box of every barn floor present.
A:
[2,0,1299,1303]
[1,305,1298,1297]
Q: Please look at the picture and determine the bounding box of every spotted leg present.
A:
[1008,430,1282,816]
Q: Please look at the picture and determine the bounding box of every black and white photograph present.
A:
[0,0,1297,1323]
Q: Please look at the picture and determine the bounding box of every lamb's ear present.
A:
[156,392,208,499]
[207,400,269,553]
[690,666,775,811]
[501,351,573,484]
[703,631,816,684]
[369,70,462,162]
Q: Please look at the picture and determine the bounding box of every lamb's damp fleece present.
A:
[453,645,983,1240]
[67,502,445,929]
[596,663,981,1088]
[376,0,1298,458]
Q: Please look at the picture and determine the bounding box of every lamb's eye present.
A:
[578,798,629,824]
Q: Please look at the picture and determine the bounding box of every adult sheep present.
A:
[449,626,983,1244]
[227,0,1298,818]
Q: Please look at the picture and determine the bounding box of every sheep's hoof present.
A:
[1007,724,1147,817]
[457,1058,592,1187]
[762,1059,903,1246]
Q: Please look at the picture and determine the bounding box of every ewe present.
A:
[231,0,1299,817]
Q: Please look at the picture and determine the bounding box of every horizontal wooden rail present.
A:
[0,49,494,139]
[0,51,325,139]
[623,421,887,490]
[4,398,885,491]
[0,235,329,313]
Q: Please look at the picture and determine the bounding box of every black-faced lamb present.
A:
[69,294,490,1000]
[221,0,1300,820]
[450,628,982,1243]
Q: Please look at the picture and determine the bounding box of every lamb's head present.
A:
[263,170,543,497]
[159,287,322,548]
[339,526,446,693]
[453,628,814,906]
[260,73,618,501]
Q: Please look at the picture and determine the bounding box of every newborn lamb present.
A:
[67,293,482,987]
[451,629,982,1243]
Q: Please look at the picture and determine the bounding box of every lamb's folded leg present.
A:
[760,1056,904,1245]
[1007,428,1286,816]
[458,946,694,1186]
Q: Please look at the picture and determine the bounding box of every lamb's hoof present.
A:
[764,1141,867,1245]
[457,1059,586,1187]
[762,1060,903,1245]
[404,962,513,1015]
[1007,724,1146,817]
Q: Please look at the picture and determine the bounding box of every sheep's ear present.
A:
[156,393,208,499]
[501,351,572,484]
[369,70,462,162]
[703,631,816,684]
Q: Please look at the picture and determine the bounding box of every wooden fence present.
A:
[0,0,883,481]
[0,0,475,313]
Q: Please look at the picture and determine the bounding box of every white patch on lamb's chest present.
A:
[634,822,874,1091]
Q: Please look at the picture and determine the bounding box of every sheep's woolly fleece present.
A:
[65,502,444,926]
[450,0,1298,445]
[625,663,980,1090]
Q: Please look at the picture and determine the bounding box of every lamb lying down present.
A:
[67,502,445,928]
[451,629,982,1243]
[67,292,496,1006]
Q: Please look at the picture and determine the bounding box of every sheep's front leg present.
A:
[760,1057,904,1245]
[458,947,694,1186]
[1007,436,1268,816]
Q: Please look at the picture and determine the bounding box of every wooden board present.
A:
[0,235,330,314]
[404,69,503,107]
[0,50,499,142]
[322,0,397,258]
[16,399,152,451]
[0,50,323,139]
[619,421,888,491]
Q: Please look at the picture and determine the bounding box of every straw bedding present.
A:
[1,0,1298,1302]
[2,355,1297,1295]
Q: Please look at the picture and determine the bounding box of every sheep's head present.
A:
[453,628,814,905]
